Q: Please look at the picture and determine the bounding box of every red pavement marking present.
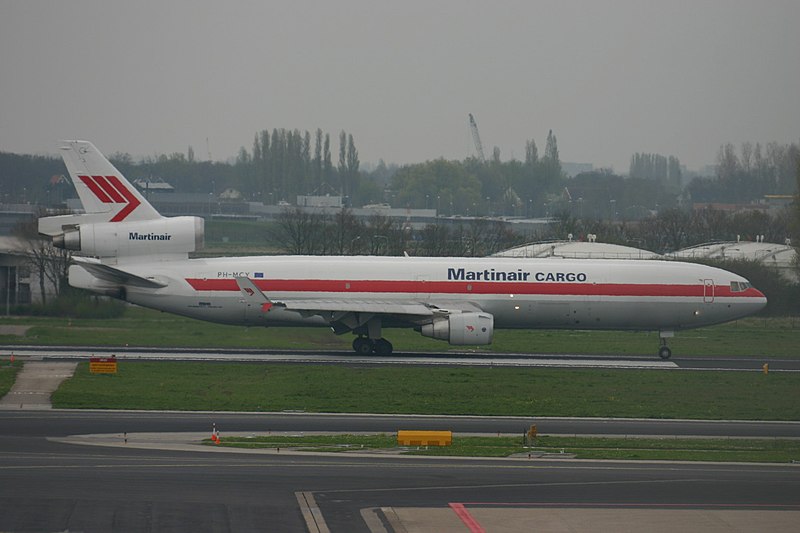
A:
[449,503,486,533]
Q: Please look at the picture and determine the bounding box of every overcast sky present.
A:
[1,0,798,172]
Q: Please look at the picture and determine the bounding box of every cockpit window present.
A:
[730,281,752,292]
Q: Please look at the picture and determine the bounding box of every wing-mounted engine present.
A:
[420,312,494,345]
[43,215,204,261]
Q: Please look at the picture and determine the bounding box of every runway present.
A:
[5,344,800,371]
[1,411,799,532]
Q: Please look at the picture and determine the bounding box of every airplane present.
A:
[39,140,767,359]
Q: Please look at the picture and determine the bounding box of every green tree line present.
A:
[688,142,799,203]
[629,152,681,187]
[0,134,796,222]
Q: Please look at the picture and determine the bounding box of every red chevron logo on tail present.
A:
[78,175,141,222]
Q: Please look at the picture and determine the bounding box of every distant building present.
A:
[562,162,593,178]
[133,177,175,194]
[691,202,769,214]
[0,204,37,236]
[670,241,797,282]
[698,164,717,177]
[763,195,795,215]
[0,237,37,309]
[219,188,242,200]
[494,240,660,260]
[692,194,796,216]
[296,195,343,208]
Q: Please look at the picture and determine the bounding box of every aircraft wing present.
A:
[279,298,438,336]
[281,299,435,317]
[233,276,435,317]
[423,300,485,314]
[232,276,490,338]
[72,257,167,289]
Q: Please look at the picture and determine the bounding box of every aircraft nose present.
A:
[749,288,768,312]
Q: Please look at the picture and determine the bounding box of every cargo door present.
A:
[703,279,715,303]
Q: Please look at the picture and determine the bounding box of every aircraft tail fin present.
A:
[39,141,204,261]
[59,140,160,222]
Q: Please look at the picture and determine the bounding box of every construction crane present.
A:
[468,113,486,162]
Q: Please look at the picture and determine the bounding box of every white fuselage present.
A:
[74,255,767,332]
[47,140,769,357]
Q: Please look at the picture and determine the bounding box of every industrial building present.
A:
[670,240,798,282]
[493,238,797,283]
[493,239,660,260]
[0,237,35,311]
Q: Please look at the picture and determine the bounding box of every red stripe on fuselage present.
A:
[184,278,763,299]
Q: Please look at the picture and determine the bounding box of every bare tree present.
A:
[740,142,753,173]
[365,214,396,255]
[274,207,330,254]
[636,208,691,252]
[328,208,364,255]
[12,212,71,305]
[716,143,740,182]
[414,223,451,256]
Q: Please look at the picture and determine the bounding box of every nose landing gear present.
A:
[658,343,672,360]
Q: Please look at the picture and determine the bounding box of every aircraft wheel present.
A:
[658,346,672,360]
[373,338,393,356]
[353,337,374,355]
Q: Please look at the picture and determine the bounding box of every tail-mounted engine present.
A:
[43,215,204,260]
[420,312,494,345]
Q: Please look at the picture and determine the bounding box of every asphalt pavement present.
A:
[0,410,799,532]
[1,350,799,531]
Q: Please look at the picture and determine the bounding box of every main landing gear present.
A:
[352,336,393,356]
[658,330,673,360]
[351,317,393,355]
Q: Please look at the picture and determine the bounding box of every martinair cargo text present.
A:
[39,141,767,358]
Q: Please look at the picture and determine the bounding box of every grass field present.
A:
[212,434,800,463]
[0,361,21,399]
[52,362,800,420]
[2,307,800,357]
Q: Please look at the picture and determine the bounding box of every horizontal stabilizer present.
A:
[72,258,167,289]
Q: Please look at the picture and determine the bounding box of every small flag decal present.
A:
[254,272,264,278]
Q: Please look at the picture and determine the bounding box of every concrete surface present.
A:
[388,507,800,533]
[0,361,77,409]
